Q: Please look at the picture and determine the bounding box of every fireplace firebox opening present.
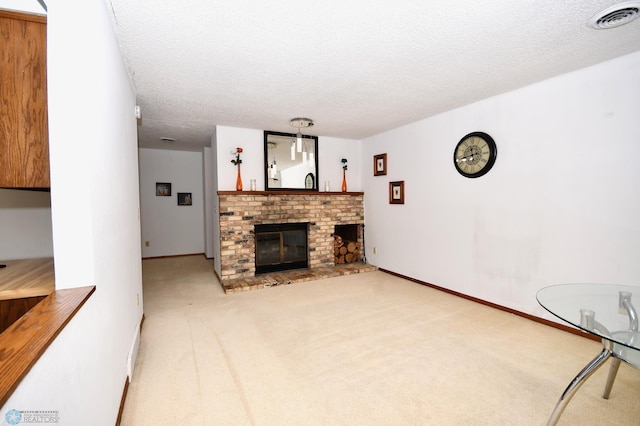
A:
[255,223,309,274]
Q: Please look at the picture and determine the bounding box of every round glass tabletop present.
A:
[537,283,640,354]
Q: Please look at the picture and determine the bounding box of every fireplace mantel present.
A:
[218,191,364,196]
[218,191,365,282]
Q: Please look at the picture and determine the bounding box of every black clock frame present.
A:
[453,131,497,178]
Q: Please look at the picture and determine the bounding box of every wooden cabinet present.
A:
[0,10,49,188]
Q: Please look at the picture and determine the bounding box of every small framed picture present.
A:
[177,193,192,206]
[389,181,404,204]
[374,153,387,176]
[156,182,171,196]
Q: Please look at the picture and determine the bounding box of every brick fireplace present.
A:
[218,191,365,283]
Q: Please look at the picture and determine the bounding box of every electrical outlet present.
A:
[373,247,377,254]
[145,241,149,247]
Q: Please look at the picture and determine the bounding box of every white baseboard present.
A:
[126,318,142,383]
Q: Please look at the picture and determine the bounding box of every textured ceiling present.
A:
[104,0,640,151]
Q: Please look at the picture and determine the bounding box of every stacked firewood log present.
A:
[334,235,360,264]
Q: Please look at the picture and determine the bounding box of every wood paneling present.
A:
[0,10,49,188]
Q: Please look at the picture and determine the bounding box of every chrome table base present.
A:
[547,339,624,426]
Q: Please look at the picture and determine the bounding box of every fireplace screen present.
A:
[255,223,309,274]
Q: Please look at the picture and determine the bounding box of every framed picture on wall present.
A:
[389,181,404,204]
[177,193,192,206]
[156,182,171,196]
[374,153,387,176]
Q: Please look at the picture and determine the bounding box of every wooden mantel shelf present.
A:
[218,191,364,196]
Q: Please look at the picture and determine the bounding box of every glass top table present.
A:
[536,283,640,425]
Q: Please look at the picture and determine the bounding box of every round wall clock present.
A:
[453,131,497,178]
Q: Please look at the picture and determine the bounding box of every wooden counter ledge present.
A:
[0,285,95,408]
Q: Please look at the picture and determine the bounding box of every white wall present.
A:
[318,136,361,192]
[1,0,144,424]
[215,126,362,192]
[139,148,205,258]
[0,0,44,14]
[209,129,222,274]
[203,146,215,259]
[0,189,53,260]
[216,126,265,191]
[363,51,640,320]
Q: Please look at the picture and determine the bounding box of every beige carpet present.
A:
[121,255,640,425]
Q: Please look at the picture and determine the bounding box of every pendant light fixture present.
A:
[290,118,314,153]
[302,140,308,163]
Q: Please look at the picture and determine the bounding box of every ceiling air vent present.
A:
[588,1,640,29]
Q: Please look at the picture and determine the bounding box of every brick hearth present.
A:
[218,191,372,292]
[222,261,377,294]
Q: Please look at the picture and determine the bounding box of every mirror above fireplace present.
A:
[264,130,319,191]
